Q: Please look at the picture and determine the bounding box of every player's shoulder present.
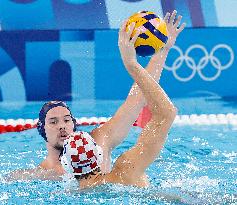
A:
[5,167,38,181]
[5,166,61,181]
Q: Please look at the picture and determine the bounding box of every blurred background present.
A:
[1,2,237,204]
[0,0,237,102]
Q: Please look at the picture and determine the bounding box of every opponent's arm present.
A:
[91,11,185,151]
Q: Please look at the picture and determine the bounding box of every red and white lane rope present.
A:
[0,117,115,134]
[0,114,237,134]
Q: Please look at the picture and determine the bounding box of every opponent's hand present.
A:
[164,10,186,49]
[118,21,140,68]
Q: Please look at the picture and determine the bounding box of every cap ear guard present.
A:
[61,154,75,174]
[72,117,77,132]
[37,120,47,142]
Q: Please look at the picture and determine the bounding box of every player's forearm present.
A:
[108,48,171,147]
[126,47,170,107]
[146,47,170,80]
[125,61,176,117]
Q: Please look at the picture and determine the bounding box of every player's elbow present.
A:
[169,106,177,120]
[155,106,177,122]
[167,106,177,122]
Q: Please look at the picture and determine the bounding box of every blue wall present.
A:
[1,0,237,30]
[0,0,237,102]
[0,28,236,101]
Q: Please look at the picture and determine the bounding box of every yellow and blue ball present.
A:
[126,11,168,57]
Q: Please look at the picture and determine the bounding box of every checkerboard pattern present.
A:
[62,131,103,175]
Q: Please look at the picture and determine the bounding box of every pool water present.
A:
[0,97,237,204]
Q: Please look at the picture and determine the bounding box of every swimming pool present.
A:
[0,97,236,204]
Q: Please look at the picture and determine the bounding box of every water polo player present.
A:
[7,10,185,181]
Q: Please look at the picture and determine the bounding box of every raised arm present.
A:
[91,11,185,152]
[146,10,185,80]
[112,20,178,181]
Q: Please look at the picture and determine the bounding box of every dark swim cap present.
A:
[37,101,77,142]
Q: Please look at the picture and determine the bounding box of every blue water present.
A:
[0,97,237,204]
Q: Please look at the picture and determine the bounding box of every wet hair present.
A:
[37,101,77,142]
[74,167,101,180]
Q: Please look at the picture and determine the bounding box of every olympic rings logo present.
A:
[164,44,234,82]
